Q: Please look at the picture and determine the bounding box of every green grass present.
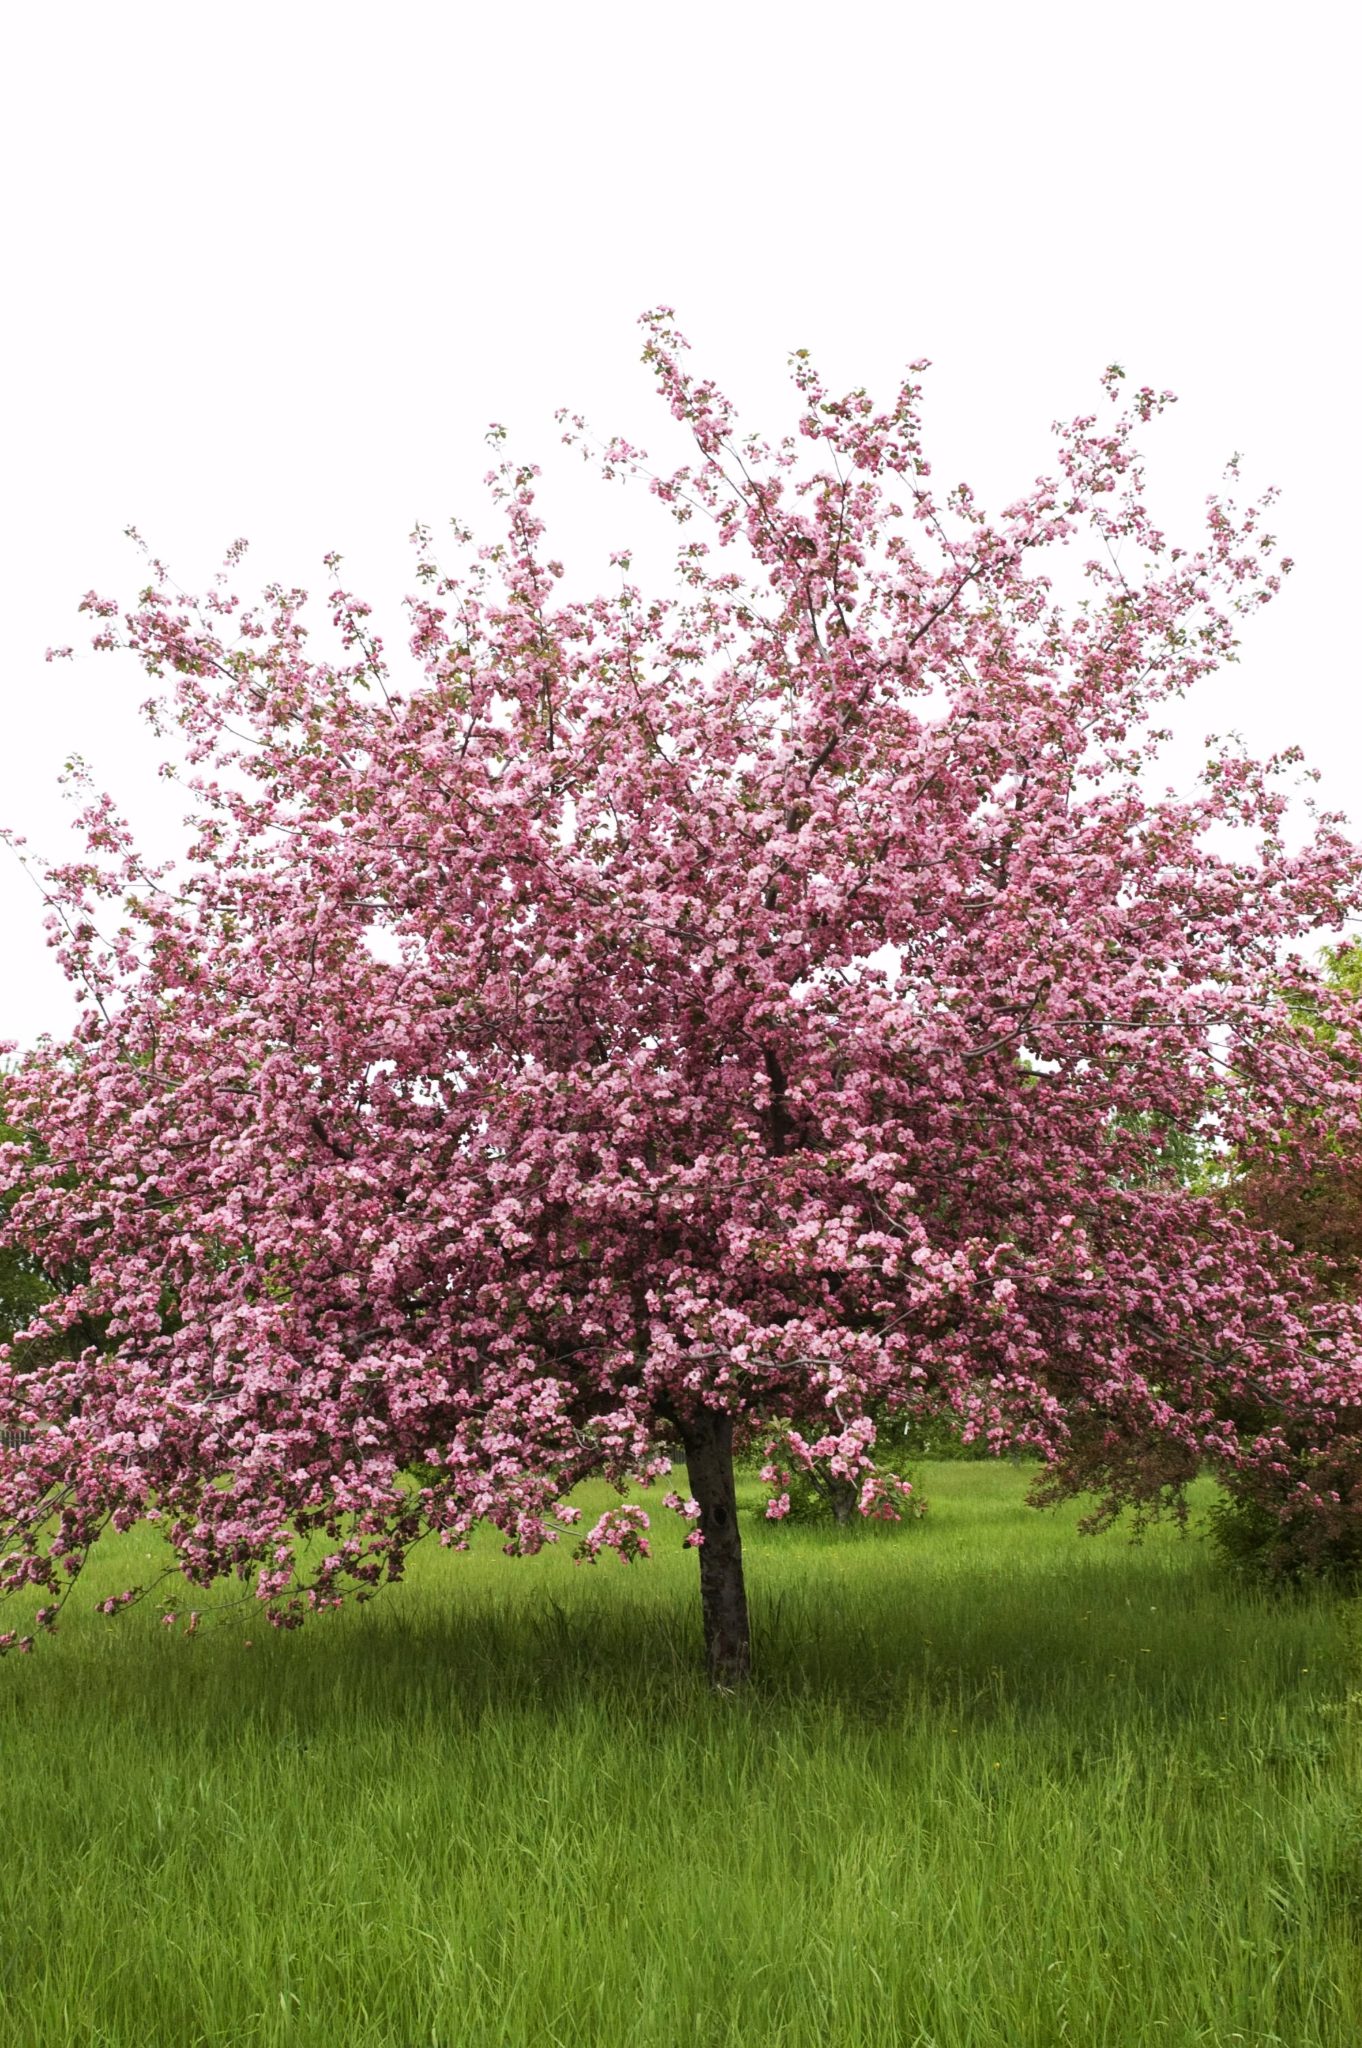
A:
[1,1464,1358,2048]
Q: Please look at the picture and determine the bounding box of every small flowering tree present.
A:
[5,311,1362,1681]
[1235,944,1362,1295]
[1208,943,1362,1577]
[758,1414,921,1526]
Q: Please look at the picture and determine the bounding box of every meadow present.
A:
[0,1462,1357,2048]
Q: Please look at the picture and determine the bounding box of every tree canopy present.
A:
[4,313,1362,1676]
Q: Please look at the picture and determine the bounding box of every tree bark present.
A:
[679,1405,751,1687]
[829,1479,856,1526]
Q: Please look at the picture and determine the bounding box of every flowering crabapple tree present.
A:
[1235,943,1362,1295]
[758,1412,923,1527]
[5,310,1362,1683]
[1201,941,1362,1578]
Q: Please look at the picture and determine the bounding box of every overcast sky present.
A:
[2,0,1356,1047]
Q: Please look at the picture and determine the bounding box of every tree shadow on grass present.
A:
[10,1518,1345,1754]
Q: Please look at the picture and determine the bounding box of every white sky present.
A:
[2,0,1356,1048]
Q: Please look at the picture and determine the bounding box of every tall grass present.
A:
[1,1464,1357,2047]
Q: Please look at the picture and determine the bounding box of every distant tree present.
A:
[1214,944,1362,1577]
[4,314,1362,1676]
[756,1409,922,1526]
[1236,944,1362,1294]
[1040,944,1362,1579]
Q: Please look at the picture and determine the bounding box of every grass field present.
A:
[0,1462,1357,2048]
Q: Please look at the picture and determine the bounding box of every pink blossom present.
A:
[2,314,1360,1676]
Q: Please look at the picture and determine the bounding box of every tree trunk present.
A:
[679,1405,751,1687]
[829,1479,856,1526]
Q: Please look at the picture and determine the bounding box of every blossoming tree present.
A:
[4,312,1362,1680]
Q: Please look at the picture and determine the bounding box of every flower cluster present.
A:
[760,1415,921,1524]
[573,1504,651,1564]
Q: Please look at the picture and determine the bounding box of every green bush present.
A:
[1206,1480,1362,1587]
